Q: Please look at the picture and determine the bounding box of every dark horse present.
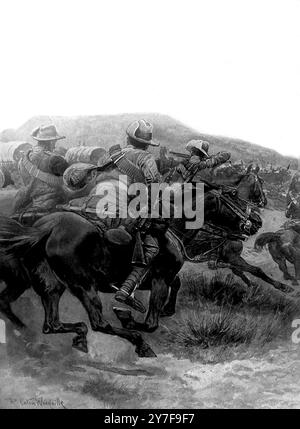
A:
[210,164,268,208]
[255,221,300,286]
[182,168,280,291]
[0,184,264,357]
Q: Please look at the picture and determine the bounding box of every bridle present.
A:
[209,188,253,235]
[169,186,254,243]
[239,172,266,207]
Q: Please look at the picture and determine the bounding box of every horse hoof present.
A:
[113,307,136,329]
[73,343,88,354]
[144,324,158,333]
[279,283,294,293]
[72,338,88,353]
[136,344,157,358]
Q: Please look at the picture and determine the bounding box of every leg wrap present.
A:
[120,234,159,295]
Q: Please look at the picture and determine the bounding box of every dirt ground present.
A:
[0,190,300,409]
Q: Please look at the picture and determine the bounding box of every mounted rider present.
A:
[286,172,300,219]
[166,139,231,183]
[110,120,163,312]
[14,124,69,222]
[63,119,163,313]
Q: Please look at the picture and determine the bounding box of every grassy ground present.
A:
[156,270,300,363]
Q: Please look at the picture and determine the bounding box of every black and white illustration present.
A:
[0,0,300,411]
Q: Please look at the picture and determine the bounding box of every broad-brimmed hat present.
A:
[186,139,209,157]
[126,119,159,147]
[31,124,66,142]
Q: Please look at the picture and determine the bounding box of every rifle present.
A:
[169,150,190,159]
[94,159,114,172]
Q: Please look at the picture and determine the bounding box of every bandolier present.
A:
[62,119,162,313]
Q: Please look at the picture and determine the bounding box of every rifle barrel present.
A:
[169,150,190,159]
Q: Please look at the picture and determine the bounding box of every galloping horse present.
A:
[286,173,300,220]
[211,164,267,208]
[255,221,300,286]
[0,184,264,357]
[179,168,274,296]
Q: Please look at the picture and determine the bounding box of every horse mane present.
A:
[233,172,251,186]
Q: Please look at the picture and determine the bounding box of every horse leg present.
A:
[39,288,89,353]
[230,266,252,287]
[114,276,175,330]
[0,283,28,331]
[293,251,300,282]
[114,237,183,329]
[0,280,39,354]
[269,242,298,285]
[26,260,89,352]
[228,255,293,293]
[161,275,181,317]
[70,284,156,357]
[143,277,169,332]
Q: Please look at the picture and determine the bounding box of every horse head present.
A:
[237,171,267,208]
[169,182,262,241]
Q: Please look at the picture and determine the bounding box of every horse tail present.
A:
[0,215,53,262]
[254,232,280,251]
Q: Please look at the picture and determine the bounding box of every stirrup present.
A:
[115,290,146,313]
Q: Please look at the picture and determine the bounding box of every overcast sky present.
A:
[0,0,299,157]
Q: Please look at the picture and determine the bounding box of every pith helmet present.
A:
[126,119,159,147]
[186,139,209,157]
[31,124,65,142]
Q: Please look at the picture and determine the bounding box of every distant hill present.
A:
[0,114,297,168]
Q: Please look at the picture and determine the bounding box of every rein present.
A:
[209,189,251,223]
[167,228,224,263]
[168,226,237,263]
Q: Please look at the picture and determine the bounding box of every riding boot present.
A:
[115,265,149,313]
[114,234,159,313]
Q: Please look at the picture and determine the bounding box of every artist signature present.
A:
[7,396,66,408]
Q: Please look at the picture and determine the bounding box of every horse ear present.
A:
[246,164,253,174]
[255,165,260,173]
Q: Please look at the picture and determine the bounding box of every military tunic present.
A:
[168,151,231,183]
[14,146,68,214]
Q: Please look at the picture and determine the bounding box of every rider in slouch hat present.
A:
[167,139,231,183]
[109,120,162,313]
[14,124,69,218]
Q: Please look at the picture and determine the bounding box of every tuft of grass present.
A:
[179,271,300,318]
[171,305,287,349]
[161,270,300,360]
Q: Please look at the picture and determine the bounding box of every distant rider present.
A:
[286,172,300,219]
